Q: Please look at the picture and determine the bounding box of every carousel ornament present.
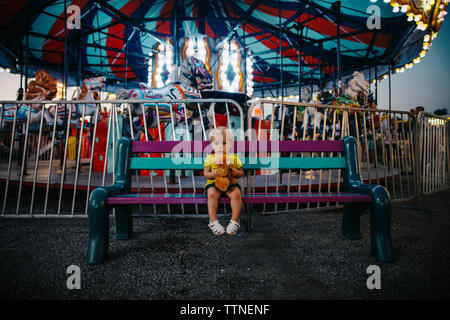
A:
[344,71,370,100]
[0,70,57,124]
[323,71,371,115]
[48,76,106,125]
[115,56,213,129]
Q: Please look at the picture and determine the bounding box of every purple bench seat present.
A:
[107,192,373,205]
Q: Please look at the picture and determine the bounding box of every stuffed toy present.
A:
[215,154,233,192]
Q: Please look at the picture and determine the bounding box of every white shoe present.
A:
[226,220,240,235]
[208,220,225,235]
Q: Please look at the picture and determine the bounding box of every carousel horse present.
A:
[323,71,370,116]
[345,71,369,100]
[0,70,57,125]
[115,56,213,129]
[48,76,106,126]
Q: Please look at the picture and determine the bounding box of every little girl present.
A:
[203,127,244,235]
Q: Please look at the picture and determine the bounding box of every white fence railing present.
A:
[0,99,448,217]
[415,112,450,196]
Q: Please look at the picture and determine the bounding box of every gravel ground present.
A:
[0,190,449,300]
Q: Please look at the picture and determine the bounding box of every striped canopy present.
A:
[0,0,440,92]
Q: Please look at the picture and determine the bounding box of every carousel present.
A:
[0,0,447,215]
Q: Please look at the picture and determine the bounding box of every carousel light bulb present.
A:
[393,5,400,13]
[370,0,377,2]
[408,15,414,21]
[383,0,390,3]
[401,5,408,13]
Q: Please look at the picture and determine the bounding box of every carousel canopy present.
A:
[0,0,447,93]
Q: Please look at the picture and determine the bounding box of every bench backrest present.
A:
[126,140,346,171]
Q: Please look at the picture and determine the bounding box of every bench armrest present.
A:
[89,136,132,206]
[342,136,391,203]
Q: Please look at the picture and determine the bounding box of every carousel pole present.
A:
[298,22,303,102]
[332,55,336,93]
[61,0,69,170]
[279,0,283,103]
[375,52,378,105]
[278,0,283,187]
[24,15,29,93]
[78,29,82,90]
[77,28,83,177]
[18,49,23,99]
[19,15,30,170]
[173,4,179,82]
[170,6,179,184]
[76,45,80,91]
[388,63,392,112]
[336,1,342,95]
[243,19,248,121]
[319,41,323,92]
[125,24,128,86]
[60,54,65,168]
[64,0,68,100]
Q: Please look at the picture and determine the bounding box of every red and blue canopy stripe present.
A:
[0,0,421,88]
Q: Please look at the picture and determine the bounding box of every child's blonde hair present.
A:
[209,127,234,143]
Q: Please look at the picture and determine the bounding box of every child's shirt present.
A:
[203,153,243,187]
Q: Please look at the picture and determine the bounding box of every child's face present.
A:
[212,134,232,154]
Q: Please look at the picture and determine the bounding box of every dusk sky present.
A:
[0,20,448,114]
[375,19,450,113]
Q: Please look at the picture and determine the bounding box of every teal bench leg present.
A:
[342,136,393,262]
[342,203,362,239]
[87,188,110,264]
[115,206,133,240]
[369,185,393,262]
[238,203,252,238]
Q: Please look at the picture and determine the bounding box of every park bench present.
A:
[87,136,393,264]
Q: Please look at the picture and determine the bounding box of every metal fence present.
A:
[0,99,244,217]
[0,98,448,217]
[247,100,418,214]
[415,112,450,196]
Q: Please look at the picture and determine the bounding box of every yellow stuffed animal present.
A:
[215,154,233,192]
